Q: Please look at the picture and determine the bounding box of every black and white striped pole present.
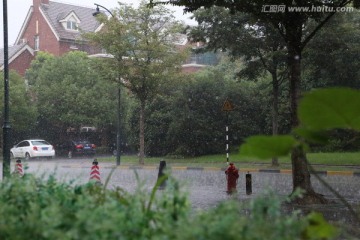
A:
[226,113,229,163]
[222,98,234,164]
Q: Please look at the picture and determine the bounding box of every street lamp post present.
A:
[93,3,121,166]
[2,0,11,179]
[93,3,115,18]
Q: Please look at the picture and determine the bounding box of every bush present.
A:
[0,174,339,239]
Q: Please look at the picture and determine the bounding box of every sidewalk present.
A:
[114,165,360,176]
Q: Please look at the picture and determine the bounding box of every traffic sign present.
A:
[222,99,234,112]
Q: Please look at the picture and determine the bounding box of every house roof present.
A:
[40,1,101,41]
[16,0,102,43]
[0,43,34,68]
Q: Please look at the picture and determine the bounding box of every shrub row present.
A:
[0,174,340,240]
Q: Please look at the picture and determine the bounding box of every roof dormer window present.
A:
[67,20,78,30]
[60,11,80,32]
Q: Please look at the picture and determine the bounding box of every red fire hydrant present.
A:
[225,163,239,194]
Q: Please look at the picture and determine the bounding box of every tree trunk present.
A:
[139,100,145,165]
[291,145,328,204]
[286,17,328,204]
[271,70,279,167]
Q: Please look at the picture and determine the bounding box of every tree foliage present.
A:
[190,6,287,79]
[0,70,37,137]
[27,51,118,142]
[303,12,360,89]
[85,0,188,163]
[138,59,268,157]
[240,88,360,157]
[189,5,290,165]
[152,0,360,204]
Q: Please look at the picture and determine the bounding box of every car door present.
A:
[12,141,29,158]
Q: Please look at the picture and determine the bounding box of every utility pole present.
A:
[92,3,121,166]
[2,0,12,179]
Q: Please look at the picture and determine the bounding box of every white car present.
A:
[10,139,55,160]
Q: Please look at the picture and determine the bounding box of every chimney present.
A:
[33,0,49,7]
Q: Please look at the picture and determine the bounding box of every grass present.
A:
[98,151,360,171]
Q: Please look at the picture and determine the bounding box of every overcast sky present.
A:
[0,0,196,48]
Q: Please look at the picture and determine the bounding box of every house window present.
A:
[67,21,78,30]
[34,36,39,51]
[187,51,220,66]
[61,13,80,32]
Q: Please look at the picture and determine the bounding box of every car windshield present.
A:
[31,140,50,145]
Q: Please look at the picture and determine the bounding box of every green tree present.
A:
[86,1,187,164]
[151,0,360,204]
[190,7,288,165]
[25,51,54,86]
[0,70,38,143]
[303,12,360,89]
[29,51,118,144]
[138,59,267,157]
[301,13,360,152]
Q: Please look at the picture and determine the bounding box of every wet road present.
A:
[2,158,360,210]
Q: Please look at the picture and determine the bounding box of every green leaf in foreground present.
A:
[299,88,360,131]
[239,135,298,159]
[302,212,339,239]
[293,127,329,144]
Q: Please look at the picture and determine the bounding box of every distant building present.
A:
[0,43,34,76]
[1,0,218,76]
[1,0,102,76]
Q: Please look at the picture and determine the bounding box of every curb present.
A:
[103,165,360,176]
[59,163,360,176]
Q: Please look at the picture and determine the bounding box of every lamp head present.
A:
[92,6,100,16]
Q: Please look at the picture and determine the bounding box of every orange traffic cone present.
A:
[89,159,101,183]
[15,159,24,176]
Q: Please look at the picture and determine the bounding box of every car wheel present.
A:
[25,153,31,161]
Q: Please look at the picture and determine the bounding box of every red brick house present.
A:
[1,0,217,76]
[1,0,102,76]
